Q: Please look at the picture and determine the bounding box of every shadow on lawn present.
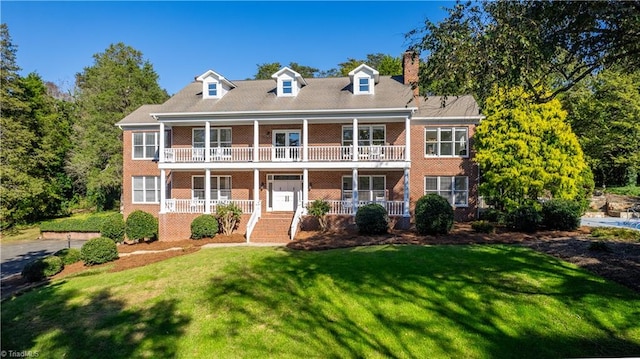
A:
[206,245,640,358]
[1,286,190,358]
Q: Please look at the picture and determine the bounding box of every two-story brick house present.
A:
[116,52,483,242]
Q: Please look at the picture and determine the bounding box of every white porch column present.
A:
[405,116,411,162]
[253,120,259,162]
[253,168,260,203]
[205,169,211,214]
[352,168,359,215]
[160,169,166,214]
[205,121,211,162]
[302,118,308,162]
[403,168,410,217]
[159,122,165,162]
[303,168,309,212]
[352,118,358,162]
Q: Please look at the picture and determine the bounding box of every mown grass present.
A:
[39,211,120,233]
[606,185,640,197]
[591,227,640,242]
[2,245,639,358]
[0,225,41,242]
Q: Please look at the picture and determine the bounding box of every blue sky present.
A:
[2,1,450,95]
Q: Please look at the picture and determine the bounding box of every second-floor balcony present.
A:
[163,145,407,163]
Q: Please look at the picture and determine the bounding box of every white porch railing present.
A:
[323,200,405,216]
[290,203,305,241]
[245,200,262,242]
[163,145,406,163]
[164,199,256,214]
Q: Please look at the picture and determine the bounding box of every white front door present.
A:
[272,179,301,211]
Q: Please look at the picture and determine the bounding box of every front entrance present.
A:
[268,174,302,212]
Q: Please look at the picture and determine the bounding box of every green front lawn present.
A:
[2,245,639,358]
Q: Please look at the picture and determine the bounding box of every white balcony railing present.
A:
[163,145,406,163]
[322,200,405,216]
[164,199,256,214]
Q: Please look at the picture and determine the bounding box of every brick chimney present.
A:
[403,50,419,97]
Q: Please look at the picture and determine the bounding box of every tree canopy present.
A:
[253,62,320,79]
[475,86,591,210]
[406,0,640,105]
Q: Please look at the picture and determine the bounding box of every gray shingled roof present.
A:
[116,75,481,126]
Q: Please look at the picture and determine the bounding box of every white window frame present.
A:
[132,132,158,160]
[208,82,217,97]
[342,125,386,147]
[358,78,370,93]
[192,175,232,200]
[282,80,293,94]
[425,127,469,158]
[342,175,386,202]
[132,176,160,204]
[192,127,232,148]
[424,176,469,207]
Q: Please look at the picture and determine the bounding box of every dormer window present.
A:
[283,80,293,94]
[349,64,379,95]
[272,67,307,97]
[208,83,217,97]
[196,70,236,99]
[359,78,370,93]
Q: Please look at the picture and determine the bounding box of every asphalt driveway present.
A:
[1,239,88,280]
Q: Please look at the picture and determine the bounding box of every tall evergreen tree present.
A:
[67,43,169,210]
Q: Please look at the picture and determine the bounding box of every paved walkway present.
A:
[1,239,88,280]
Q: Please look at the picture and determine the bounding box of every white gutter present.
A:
[412,116,485,120]
[151,107,418,118]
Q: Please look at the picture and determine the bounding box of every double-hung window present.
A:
[342,175,386,202]
[425,176,468,207]
[132,176,160,203]
[425,127,468,157]
[208,83,217,97]
[132,132,158,159]
[358,78,370,93]
[192,176,232,200]
[282,80,293,94]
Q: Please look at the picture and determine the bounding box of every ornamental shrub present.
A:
[54,248,82,265]
[22,256,64,282]
[479,208,504,223]
[541,199,582,231]
[101,213,125,243]
[125,210,158,241]
[504,204,541,233]
[415,194,454,235]
[216,203,242,235]
[355,203,389,235]
[471,220,495,234]
[81,237,119,266]
[307,199,331,231]
[191,215,218,239]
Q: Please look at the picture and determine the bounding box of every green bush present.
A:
[504,204,541,232]
[541,199,582,231]
[125,210,158,241]
[479,208,503,223]
[81,237,119,266]
[307,199,331,231]
[22,256,64,282]
[101,213,125,242]
[471,220,495,233]
[355,203,389,235]
[415,194,454,235]
[39,212,119,232]
[54,248,82,265]
[191,215,218,239]
[216,203,243,236]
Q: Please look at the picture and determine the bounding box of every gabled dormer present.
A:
[271,67,307,97]
[196,70,236,99]
[348,64,379,95]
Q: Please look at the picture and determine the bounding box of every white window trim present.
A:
[424,176,469,207]
[424,127,469,158]
[203,80,221,99]
[192,175,232,200]
[342,175,387,201]
[132,132,158,160]
[208,82,218,97]
[132,176,160,204]
[354,75,374,95]
[342,125,386,146]
[192,127,232,148]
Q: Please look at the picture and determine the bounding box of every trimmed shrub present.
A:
[125,210,158,241]
[81,237,119,266]
[355,203,389,235]
[216,203,242,236]
[22,256,64,282]
[191,215,218,239]
[101,213,125,242]
[504,204,541,233]
[471,220,495,234]
[479,208,504,223]
[54,248,82,265]
[541,199,582,231]
[307,199,331,231]
[415,194,454,235]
